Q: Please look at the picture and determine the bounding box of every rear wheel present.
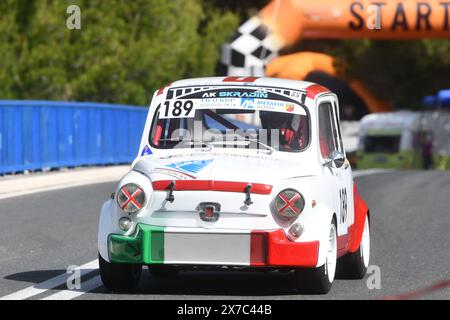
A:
[337,216,370,279]
[148,265,180,278]
[294,222,337,294]
[99,254,142,291]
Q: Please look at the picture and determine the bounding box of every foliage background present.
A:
[332,40,450,109]
[0,0,449,109]
[0,0,240,105]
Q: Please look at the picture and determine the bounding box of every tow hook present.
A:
[244,184,253,206]
[166,180,176,203]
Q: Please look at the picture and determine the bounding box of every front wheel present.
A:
[294,222,337,294]
[99,253,142,291]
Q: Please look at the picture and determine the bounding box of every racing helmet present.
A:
[260,111,301,132]
[260,111,289,129]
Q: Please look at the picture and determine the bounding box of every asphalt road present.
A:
[0,170,449,300]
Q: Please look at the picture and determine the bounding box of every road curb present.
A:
[0,166,130,200]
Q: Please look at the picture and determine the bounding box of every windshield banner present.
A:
[159,87,307,119]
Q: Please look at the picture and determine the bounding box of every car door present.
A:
[331,98,354,237]
[317,97,352,242]
[317,98,341,226]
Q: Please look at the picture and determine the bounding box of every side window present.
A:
[318,102,338,158]
[333,101,345,154]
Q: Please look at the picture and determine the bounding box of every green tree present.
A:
[0,0,239,105]
[333,40,450,109]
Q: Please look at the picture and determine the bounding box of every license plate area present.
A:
[163,232,251,265]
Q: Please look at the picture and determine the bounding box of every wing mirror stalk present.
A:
[323,150,346,169]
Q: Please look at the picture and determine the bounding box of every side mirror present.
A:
[324,150,346,169]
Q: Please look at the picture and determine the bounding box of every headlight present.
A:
[275,189,305,219]
[119,217,133,231]
[117,183,146,214]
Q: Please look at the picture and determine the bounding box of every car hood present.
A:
[133,152,319,187]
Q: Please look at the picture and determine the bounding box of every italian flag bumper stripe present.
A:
[109,225,165,264]
[108,224,319,267]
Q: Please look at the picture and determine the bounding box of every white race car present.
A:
[98,77,370,294]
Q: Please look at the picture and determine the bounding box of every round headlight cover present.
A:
[117,184,145,214]
[275,189,305,219]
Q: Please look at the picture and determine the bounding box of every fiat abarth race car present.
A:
[98,77,371,294]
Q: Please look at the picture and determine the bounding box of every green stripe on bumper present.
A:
[108,225,165,264]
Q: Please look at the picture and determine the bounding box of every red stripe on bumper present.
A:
[250,230,319,267]
[152,180,273,195]
[250,231,267,266]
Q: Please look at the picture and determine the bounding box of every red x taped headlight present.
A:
[117,184,145,214]
[275,189,305,219]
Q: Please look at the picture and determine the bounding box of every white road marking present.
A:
[42,275,103,300]
[0,259,99,300]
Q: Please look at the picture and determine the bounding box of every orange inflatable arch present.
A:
[250,0,450,113]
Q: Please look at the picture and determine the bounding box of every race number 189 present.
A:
[162,100,194,118]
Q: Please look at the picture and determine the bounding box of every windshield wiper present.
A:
[158,137,211,148]
[206,138,276,154]
[157,137,185,142]
[158,137,275,154]
[245,138,276,154]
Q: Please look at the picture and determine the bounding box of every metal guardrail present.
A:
[0,101,148,175]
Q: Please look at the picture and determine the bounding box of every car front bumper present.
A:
[108,224,319,267]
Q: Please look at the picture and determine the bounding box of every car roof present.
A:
[164,77,331,100]
[360,111,422,130]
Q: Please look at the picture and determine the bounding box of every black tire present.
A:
[294,221,337,294]
[337,250,366,279]
[148,265,180,278]
[99,253,142,291]
[337,217,370,279]
[294,265,332,294]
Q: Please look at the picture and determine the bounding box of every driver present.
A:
[260,111,307,150]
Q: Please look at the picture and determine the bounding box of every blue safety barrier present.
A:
[437,90,450,108]
[423,95,437,109]
[0,101,148,175]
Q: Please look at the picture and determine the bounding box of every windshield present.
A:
[363,135,401,153]
[149,86,310,152]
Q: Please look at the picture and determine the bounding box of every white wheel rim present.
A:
[325,224,337,283]
[360,217,370,268]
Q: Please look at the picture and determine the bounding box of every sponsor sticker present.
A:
[166,159,213,175]
[218,91,268,99]
[159,88,307,118]
[285,103,295,113]
[240,98,255,109]
[141,145,153,156]
[151,168,196,180]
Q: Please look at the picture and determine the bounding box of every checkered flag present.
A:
[219,17,283,76]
